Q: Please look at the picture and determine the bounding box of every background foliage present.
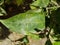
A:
[0,0,60,45]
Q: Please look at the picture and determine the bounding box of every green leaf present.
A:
[0,10,45,35]
[0,7,7,16]
[31,0,50,7]
[0,0,4,5]
[53,41,60,45]
[16,0,24,6]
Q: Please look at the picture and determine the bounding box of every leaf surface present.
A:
[0,10,45,35]
[31,0,50,7]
